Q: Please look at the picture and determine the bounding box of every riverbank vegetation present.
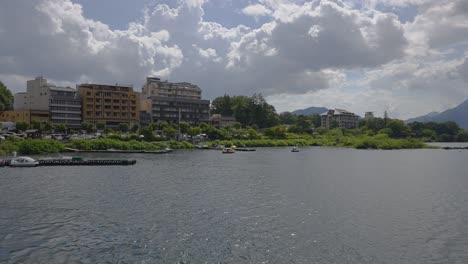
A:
[2,91,467,155]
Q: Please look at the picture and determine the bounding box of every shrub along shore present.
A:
[0,132,431,156]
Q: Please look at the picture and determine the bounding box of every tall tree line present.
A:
[211,94,280,128]
[0,81,13,111]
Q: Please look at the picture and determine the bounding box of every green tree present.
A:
[42,121,53,133]
[420,129,436,139]
[211,94,280,128]
[163,125,177,138]
[456,130,468,142]
[81,121,94,133]
[0,81,13,111]
[188,126,202,137]
[232,122,242,130]
[131,124,139,133]
[139,126,156,141]
[15,122,29,131]
[211,95,234,116]
[279,112,297,125]
[386,119,409,138]
[310,114,322,128]
[119,123,129,133]
[179,122,190,134]
[54,123,67,133]
[31,120,41,130]
[264,126,287,139]
[96,121,106,130]
[287,124,303,134]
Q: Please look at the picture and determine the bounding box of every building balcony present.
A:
[50,116,82,120]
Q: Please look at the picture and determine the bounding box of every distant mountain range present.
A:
[405,99,468,129]
[291,107,328,116]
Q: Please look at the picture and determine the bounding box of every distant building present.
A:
[14,77,51,111]
[142,77,202,99]
[321,109,359,129]
[143,77,210,125]
[210,114,236,129]
[151,96,210,125]
[0,110,31,124]
[139,111,152,127]
[13,77,81,128]
[49,87,82,129]
[0,110,49,124]
[78,83,140,129]
[364,112,374,119]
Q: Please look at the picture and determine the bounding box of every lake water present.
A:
[1,148,468,263]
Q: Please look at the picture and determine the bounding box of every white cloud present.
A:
[0,0,467,119]
[0,0,183,91]
[242,4,272,17]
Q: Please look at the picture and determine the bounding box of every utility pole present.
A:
[178,107,181,141]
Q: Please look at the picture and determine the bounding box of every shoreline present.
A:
[4,137,468,156]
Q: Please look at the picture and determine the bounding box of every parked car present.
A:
[51,134,63,140]
[3,131,17,137]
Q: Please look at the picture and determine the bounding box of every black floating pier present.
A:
[235,148,257,152]
[1,159,136,167]
[38,159,137,166]
[64,148,172,154]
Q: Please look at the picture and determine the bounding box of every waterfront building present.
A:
[13,77,81,128]
[49,87,82,129]
[142,77,202,99]
[14,77,50,111]
[151,96,210,125]
[210,114,236,129]
[0,110,31,123]
[365,112,375,119]
[321,109,359,129]
[0,110,49,124]
[78,83,140,128]
[142,77,210,125]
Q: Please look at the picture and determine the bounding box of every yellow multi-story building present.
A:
[77,83,140,128]
[0,110,31,123]
[0,110,49,124]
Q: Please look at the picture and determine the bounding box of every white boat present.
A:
[222,148,235,154]
[10,157,39,167]
[291,147,300,152]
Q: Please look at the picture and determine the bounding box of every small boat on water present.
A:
[222,148,235,154]
[291,147,300,152]
[10,157,39,167]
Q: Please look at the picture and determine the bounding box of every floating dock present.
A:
[235,148,256,152]
[64,148,172,154]
[1,159,137,167]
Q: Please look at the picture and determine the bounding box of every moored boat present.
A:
[10,157,39,167]
[222,148,235,154]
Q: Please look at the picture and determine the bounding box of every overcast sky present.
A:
[1,0,468,119]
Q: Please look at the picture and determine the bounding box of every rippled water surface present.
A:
[1,148,468,263]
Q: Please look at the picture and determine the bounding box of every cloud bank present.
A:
[0,0,467,119]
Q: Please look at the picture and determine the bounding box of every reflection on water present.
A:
[1,148,468,263]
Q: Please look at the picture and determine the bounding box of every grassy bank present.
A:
[208,134,428,150]
[0,138,65,155]
[67,138,193,151]
[0,134,431,156]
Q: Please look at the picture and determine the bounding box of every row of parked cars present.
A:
[0,131,102,140]
[43,133,101,140]
[0,131,27,140]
